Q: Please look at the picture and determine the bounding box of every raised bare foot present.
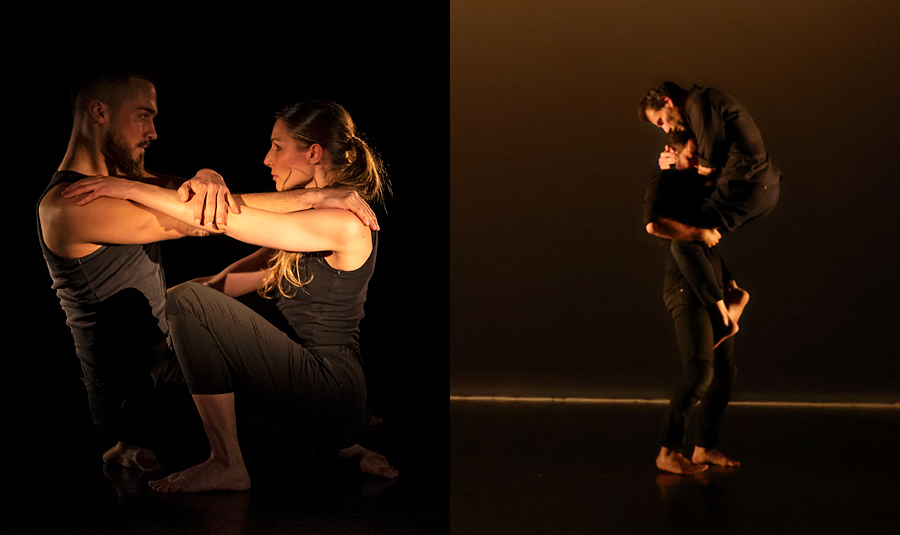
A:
[710,301,739,350]
[656,448,708,475]
[103,442,162,472]
[692,447,741,467]
[339,444,399,479]
[148,457,251,493]
[725,280,750,323]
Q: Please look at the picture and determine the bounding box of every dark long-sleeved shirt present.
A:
[685,85,782,187]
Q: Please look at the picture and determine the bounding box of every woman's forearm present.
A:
[129,182,224,233]
[129,181,352,253]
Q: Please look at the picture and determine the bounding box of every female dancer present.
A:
[64,100,397,492]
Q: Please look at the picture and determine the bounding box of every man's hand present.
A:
[699,228,722,247]
[62,176,137,204]
[658,145,677,170]
[312,189,380,230]
[177,169,241,229]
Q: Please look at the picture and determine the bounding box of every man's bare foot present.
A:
[692,447,741,467]
[148,457,251,493]
[725,280,750,323]
[103,442,162,472]
[339,444,399,479]
[656,447,708,475]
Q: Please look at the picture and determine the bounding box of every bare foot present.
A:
[725,280,750,323]
[103,442,162,472]
[339,444,399,479]
[148,457,251,493]
[656,447,708,475]
[710,300,739,349]
[692,447,741,467]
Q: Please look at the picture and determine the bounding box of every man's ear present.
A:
[88,100,110,124]
[662,96,674,108]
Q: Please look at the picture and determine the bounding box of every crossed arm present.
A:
[42,169,377,259]
[62,175,370,257]
[646,218,721,247]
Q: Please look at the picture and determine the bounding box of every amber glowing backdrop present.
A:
[451,0,899,402]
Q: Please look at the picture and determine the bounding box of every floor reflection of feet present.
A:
[156,490,252,533]
[656,469,710,490]
[358,475,400,499]
[103,463,156,501]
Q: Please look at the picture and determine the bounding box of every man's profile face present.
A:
[644,97,684,134]
[101,78,158,179]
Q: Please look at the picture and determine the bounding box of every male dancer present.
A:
[639,81,781,346]
[643,131,745,474]
[38,58,382,472]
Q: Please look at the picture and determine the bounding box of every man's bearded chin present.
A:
[102,131,145,180]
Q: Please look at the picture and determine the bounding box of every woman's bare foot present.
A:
[102,442,162,472]
[725,280,750,323]
[656,447,708,475]
[710,300,739,349]
[339,444,399,479]
[692,447,741,467]
[148,457,251,493]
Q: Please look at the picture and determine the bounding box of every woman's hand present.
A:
[62,176,138,205]
[177,169,241,229]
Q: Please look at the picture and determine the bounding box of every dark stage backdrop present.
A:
[451,0,900,402]
[5,10,448,467]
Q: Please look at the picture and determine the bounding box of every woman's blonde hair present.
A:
[260,100,389,298]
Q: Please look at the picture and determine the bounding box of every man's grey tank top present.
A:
[37,171,169,371]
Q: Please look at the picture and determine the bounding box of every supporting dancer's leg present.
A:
[656,304,716,475]
[690,337,741,467]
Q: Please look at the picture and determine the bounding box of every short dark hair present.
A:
[667,127,695,152]
[637,81,687,122]
[69,54,157,117]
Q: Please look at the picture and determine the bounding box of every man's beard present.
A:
[102,130,145,180]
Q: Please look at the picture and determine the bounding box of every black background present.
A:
[4,6,448,480]
[451,0,899,402]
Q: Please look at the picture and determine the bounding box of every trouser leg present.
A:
[700,180,781,232]
[166,282,367,451]
[659,302,715,449]
[670,240,724,307]
[690,337,737,449]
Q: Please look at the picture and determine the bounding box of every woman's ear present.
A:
[307,143,324,164]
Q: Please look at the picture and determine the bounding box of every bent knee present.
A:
[165,281,207,316]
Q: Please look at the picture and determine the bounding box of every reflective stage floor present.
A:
[4,408,448,534]
[450,399,900,535]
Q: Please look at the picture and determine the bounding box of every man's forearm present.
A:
[236,189,320,213]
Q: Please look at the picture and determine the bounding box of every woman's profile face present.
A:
[263,120,315,191]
